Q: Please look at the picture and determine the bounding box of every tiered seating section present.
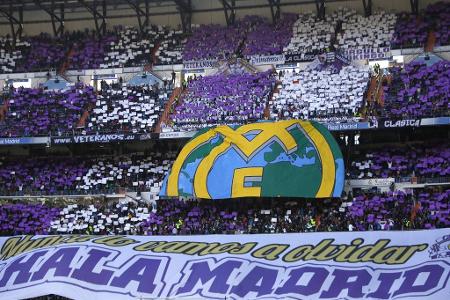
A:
[87,83,169,134]
[0,152,175,196]
[382,60,449,118]
[168,70,275,131]
[0,81,172,137]
[100,25,185,68]
[283,12,339,58]
[0,138,448,235]
[347,190,448,230]
[0,37,29,73]
[1,188,448,235]
[0,4,448,244]
[76,152,175,194]
[0,84,96,137]
[70,32,118,70]
[0,26,185,73]
[0,143,448,196]
[243,14,297,57]
[1,56,447,137]
[100,27,153,68]
[0,3,447,74]
[335,11,397,50]
[182,22,246,61]
[391,13,428,49]
[391,1,449,49]
[272,63,369,121]
[426,1,450,46]
[154,27,186,65]
[348,143,450,180]
[17,33,66,72]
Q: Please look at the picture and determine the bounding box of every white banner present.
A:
[339,47,391,61]
[249,54,286,66]
[159,131,196,139]
[182,59,219,70]
[0,230,449,299]
[348,178,395,188]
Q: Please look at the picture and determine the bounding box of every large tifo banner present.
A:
[160,120,344,199]
[0,230,449,299]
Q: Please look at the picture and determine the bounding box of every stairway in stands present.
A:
[264,81,280,119]
[77,111,90,128]
[366,76,378,104]
[143,41,161,72]
[0,100,8,121]
[59,46,75,77]
[151,41,160,66]
[363,72,389,117]
[378,74,393,106]
[425,31,436,52]
[155,87,182,133]
[76,103,95,129]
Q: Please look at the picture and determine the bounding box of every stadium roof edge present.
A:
[0,0,359,26]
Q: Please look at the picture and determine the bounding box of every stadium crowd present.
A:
[381,60,449,118]
[242,14,297,57]
[0,152,175,196]
[0,2,448,300]
[0,2,448,74]
[0,37,29,73]
[391,13,428,49]
[0,79,172,137]
[272,61,369,121]
[0,83,96,137]
[335,11,397,50]
[283,11,338,59]
[426,1,450,46]
[0,187,448,236]
[168,70,275,131]
[347,143,450,180]
[0,2,448,239]
[0,25,185,73]
[86,81,170,134]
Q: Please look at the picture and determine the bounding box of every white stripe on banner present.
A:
[0,229,449,299]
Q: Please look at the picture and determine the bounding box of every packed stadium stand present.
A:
[271,62,370,121]
[335,10,397,50]
[0,0,448,299]
[0,37,28,73]
[391,13,429,49]
[381,60,449,118]
[182,22,246,61]
[0,84,96,137]
[154,28,185,65]
[100,27,153,69]
[0,152,175,196]
[16,33,66,72]
[283,12,337,58]
[100,25,186,68]
[242,13,297,57]
[167,69,275,131]
[426,1,450,46]
[86,82,170,134]
[1,187,448,236]
[347,142,450,179]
